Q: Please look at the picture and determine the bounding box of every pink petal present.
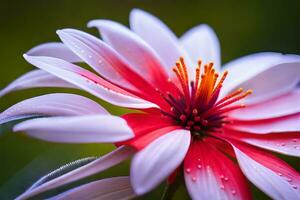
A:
[0,69,75,97]
[184,140,251,200]
[0,93,108,124]
[88,19,174,92]
[180,24,221,72]
[17,146,135,200]
[23,55,157,109]
[129,9,193,76]
[56,29,136,91]
[13,115,134,143]
[223,129,300,157]
[27,42,81,63]
[227,113,300,134]
[230,142,300,200]
[228,89,300,120]
[222,53,300,104]
[130,129,190,195]
[49,177,135,200]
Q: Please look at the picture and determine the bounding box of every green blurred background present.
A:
[0,0,300,199]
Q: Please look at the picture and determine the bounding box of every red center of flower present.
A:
[158,57,252,137]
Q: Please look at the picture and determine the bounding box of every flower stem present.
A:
[160,172,183,200]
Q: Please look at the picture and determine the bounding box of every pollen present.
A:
[159,57,252,137]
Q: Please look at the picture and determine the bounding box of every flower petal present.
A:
[227,113,300,134]
[180,24,221,71]
[184,140,251,200]
[0,69,75,97]
[0,93,108,124]
[49,177,135,200]
[224,129,300,157]
[23,55,157,109]
[13,115,134,143]
[27,42,81,63]
[228,89,300,120]
[16,146,135,200]
[230,142,300,200]
[130,129,190,195]
[222,53,300,103]
[129,9,193,76]
[88,19,172,89]
[56,29,136,91]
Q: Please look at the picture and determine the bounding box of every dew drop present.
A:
[98,60,102,64]
[186,168,191,173]
[197,165,202,169]
[278,173,283,176]
[197,158,201,161]
[281,143,286,147]
[220,175,225,179]
[231,190,236,195]
[224,177,229,181]
[292,185,298,189]
[292,139,298,142]
[220,185,225,190]
[88,55,92,59]
[192,177,197,182]
[287,178,292,182]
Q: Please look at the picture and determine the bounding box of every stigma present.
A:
[158,57,252,136]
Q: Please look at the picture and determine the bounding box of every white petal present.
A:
[222,53,300,103]
[13,115,134,143]
[130,129,190,195]
[49,177,135,200]
[0,93,108,124]
[180,24,221,71]
[129,9,193,75]
[23,55,157,109]
[56,29,135,91]
[16,146,135,200]
[232,146,300,200]
[229,89,300,120]
[0,69,75,97]
[27,42,81,62]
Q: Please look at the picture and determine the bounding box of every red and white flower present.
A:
[1,9,300,200]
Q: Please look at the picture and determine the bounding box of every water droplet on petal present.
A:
[281,143,286,147]
[197,158,201,161]
[220,185,225,190]
[220,175,225,179]
[224,177,229,181]
[197,165,202,169]
[292,139,297,143]
[287,178,292,182]
[186,168,191,173]
[192,177,197,182]
[292,185,298,189]
[278,173,283,176]
[231,190,236,195]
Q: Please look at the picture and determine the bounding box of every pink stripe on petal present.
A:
[0,69,75,97]
[223,129,300,157]
[49,177,135,200]
[17,146,135,200]
[130,129,190,195]
[0,93,108,124]
[227,113,300,134]
[27,42,81,63]
[184,140,251,200]
[88,19,177,96]
[129,9,193,76]
[230,141,300,200]
[13,115,134,143]
[56,29,137,92]
[228,89,300,120]
[23,55,157,109]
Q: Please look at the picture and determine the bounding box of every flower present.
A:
[1,8,300,200]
